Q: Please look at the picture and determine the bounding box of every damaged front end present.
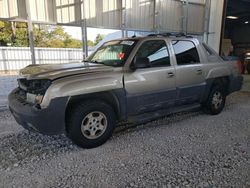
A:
[17,78,52,107]
[8,78,68,135]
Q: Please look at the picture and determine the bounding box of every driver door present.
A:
[124,39,177,115]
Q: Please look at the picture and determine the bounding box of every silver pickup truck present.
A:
[8,34,243,148]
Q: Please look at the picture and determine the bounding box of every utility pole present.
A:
[203,0,211,44]
[181,0,189,35]
[185,0,189,35]
[81,20,88,59]
[25,0,36,64]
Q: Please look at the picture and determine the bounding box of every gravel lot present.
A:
[0,74,18,109]
[0,91,249,187]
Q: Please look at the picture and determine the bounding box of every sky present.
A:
[63,26,119,41]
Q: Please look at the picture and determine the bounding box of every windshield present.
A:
[87,40,137,67]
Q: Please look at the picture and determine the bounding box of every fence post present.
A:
[81,20,88,59]
[68,49,72,61]
[37,49,41,64]
[1,48,8,72]
[25,0,36,64]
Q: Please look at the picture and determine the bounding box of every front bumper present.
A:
[229,75,243,93]
[8,88,69,135]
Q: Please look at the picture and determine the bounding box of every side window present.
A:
[172,40,200,65]
[134,40,170,67]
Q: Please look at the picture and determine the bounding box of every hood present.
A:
[19,61,115,80]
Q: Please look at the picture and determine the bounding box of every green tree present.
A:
[64,36,82,48]
[0,21,11,45]
[35,26,69,48]
[0,22,89,48]
[14,23,29,47]
[33,25,48,47]
[0,21,29,46]
[87,40,94,47]
[94,34,105,45]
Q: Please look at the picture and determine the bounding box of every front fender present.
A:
[41,73,123,107]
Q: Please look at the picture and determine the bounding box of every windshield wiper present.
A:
[82,60,102,64]
[89,60,105,65]
[83,60,113,66]
[90,60,100,64]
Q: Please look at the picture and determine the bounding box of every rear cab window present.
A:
[171,40,200,65]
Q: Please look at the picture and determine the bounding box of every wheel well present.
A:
[211,76,230,94]
[201,76,230,105]
[65,91,122,128]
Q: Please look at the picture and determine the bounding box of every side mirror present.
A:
[133,57,151,69]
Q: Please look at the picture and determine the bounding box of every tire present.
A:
[66,100,116,148]
[204,84,226,115]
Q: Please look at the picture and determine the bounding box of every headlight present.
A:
[18,79,51,105]
[26,93,44,104]
[35,95,44,104]
[18,79,51,94]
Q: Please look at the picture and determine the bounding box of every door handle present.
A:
[196,69,203,75]
[167,72,175,78]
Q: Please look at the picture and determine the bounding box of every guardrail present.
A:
[0,47,94,71]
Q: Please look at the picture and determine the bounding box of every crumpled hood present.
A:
[19,61,115,80]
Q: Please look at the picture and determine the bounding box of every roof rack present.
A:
[147,32,193,38]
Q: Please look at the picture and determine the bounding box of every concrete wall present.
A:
[206,0,225,53]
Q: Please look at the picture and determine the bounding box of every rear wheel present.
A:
[66,100,116,148]
[204,84,226,115]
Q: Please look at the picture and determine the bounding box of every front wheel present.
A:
[204,85,226,115]
[66,100,116,148]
